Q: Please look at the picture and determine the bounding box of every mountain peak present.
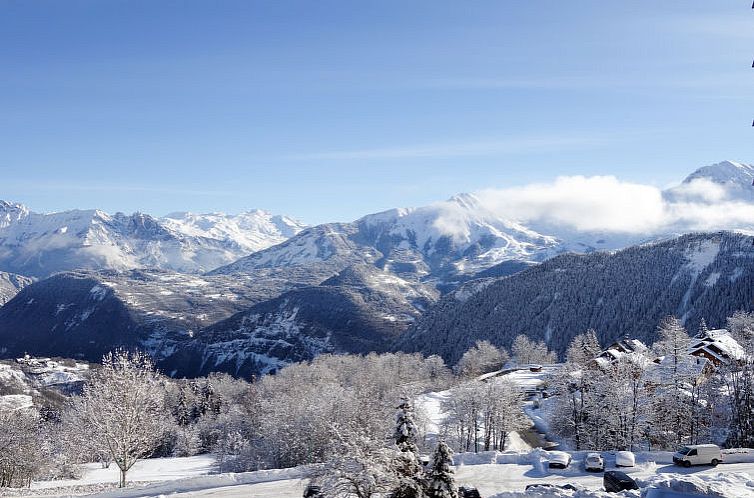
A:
[0,200,28,213]
[684,160,754,186]
[448,192,482,211]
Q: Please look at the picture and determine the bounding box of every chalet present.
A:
[593,338,649,370]
[688,329,745,367]
[644,353,713,387]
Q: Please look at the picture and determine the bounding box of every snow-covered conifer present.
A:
[427,441,457,498]
[394,397,420,454]
[455,340,508,378]
[511,335,557,366]
[565,329,602,367]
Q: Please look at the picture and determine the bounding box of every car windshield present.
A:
[677,446,692,455]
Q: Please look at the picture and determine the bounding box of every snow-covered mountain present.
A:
[164,264,439,378]
[0,271,32,306]
[0,268,302,362]
[3,160,754,377]
[683,160,754,197]
[211,193,565,290]
[666,160,754,203]
[394,231,754,365]
[0,201,305,278]
[161,210,306,253]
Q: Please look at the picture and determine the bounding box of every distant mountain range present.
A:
[1,160,754,376]
[0,202,306,278]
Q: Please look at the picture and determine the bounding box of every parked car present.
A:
[585,452,604,472]
[673,444,723,467]
[525,483,583,492]
[303,483,322,497]
[547,451,572,469]
[604,470,639,492]
[615,450,635,467]
[458,485,482,498]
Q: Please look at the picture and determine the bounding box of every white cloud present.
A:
[473,175,754,235]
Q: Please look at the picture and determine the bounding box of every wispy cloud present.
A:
[286,133,622,161]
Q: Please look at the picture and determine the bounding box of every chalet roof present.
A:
[606,338,648,354]
[688,329,745,362]
[644,354,710,384]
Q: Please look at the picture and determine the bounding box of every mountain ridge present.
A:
[0,202,306,278]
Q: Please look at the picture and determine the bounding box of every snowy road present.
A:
[161,478,307,498]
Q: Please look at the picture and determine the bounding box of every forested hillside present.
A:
[395,231,754,364]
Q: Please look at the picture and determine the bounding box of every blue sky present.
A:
[1,1,752,224]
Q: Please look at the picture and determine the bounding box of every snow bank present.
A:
[639,472,754,498]
[489,487,632,498]
[91,467,307,498]
[487,472,754,498]
[32,455,217,490]
[722,448,754,464]
[454,451,532,466]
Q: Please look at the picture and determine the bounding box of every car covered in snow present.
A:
[604,470,639,492]
[458,485,482,498]
[303,483,322,497]
[673,444,722,467]
[615,450,635,467]
[525,483,584,492]
[584,452,604,472]
[547,451,572,469]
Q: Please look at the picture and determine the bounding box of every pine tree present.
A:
[650,316,693,448]
[394,398,419,454]
[427,441,457,498]
[566,329,602,367]
[698,318,709,337]
[391,397,427,498]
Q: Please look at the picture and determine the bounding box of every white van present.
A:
[673,444,723,467]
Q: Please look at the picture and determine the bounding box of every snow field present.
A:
[18,448,754,497]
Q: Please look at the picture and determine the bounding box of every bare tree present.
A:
[71,350,167,487]
[313,427,398,498]
[455,340,509,378]
[511,335,557,366]
[0,410,45,488]
[725,311,754,447]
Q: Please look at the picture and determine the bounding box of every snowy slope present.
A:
[0,201,304,278]
[0,269,298,363]
[669,160,754,202]
[164,264,440,378]
[0,270,32,305]
[161,210,306,253]
[0,357,90,410]
[211,194,562,287]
